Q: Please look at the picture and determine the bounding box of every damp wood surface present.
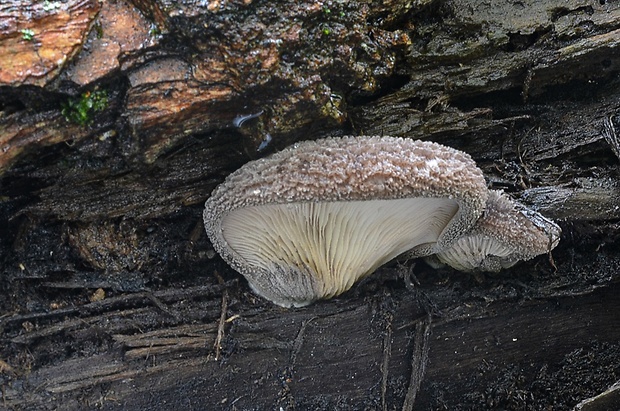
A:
[1,0,620,410]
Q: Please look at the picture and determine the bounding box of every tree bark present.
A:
[1,0,620,410]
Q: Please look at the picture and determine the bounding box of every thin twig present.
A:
[213,271,228,361]
[291,316,317,368]
[143,292,180,320]
[602,115,620,161]
[381,312,393,411]
[276,317,317,411]
[402,314,432,411]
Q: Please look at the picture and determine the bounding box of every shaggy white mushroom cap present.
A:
[204,136,488,307]
[433,190,561,272]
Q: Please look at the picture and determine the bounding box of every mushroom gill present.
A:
[203,136,488,307]
[431,190,561,272]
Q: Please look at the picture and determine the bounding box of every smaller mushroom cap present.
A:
[431,190,561,272]
[204,136,488,307]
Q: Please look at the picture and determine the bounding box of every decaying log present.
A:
[0,0,100,87]
[521,181,620,221]
[1,0,620,409]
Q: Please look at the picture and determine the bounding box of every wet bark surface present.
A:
[1,0,620,410]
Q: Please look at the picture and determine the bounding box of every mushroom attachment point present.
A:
[204,136,488,307]
[431,190,561,272]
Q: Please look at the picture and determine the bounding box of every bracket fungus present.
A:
[431,190,561,272]
[203,136,488,307]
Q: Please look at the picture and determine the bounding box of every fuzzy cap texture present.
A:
[433,190,561,272]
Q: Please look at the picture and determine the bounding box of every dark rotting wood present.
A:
[402,315,432,411]
[1,0,620,409]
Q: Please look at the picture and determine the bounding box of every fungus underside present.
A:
[222,197,459,300]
